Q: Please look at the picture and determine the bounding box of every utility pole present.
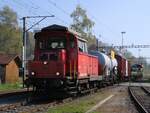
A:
[96,38,99,51]
[22,17,26,88]
[121,31,126,54]
[138,49,141,64]
[21,15,54,88]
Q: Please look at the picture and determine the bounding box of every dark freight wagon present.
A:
[115,54,130,81]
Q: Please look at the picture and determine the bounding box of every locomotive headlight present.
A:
[56,72,60,76]
[43,61,48,65]
[31,72,35,75]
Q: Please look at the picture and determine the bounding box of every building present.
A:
[0,54,21,84]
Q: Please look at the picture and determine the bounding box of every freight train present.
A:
[25,24,130,94]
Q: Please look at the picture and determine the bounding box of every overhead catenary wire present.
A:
[47,0,70,16]
[25,15,55,32]
[28,0,70,26]
[1,0,69,29]
[12,0,38,15]
[79,1,120,38]
[47,0,109,46]
[1,0,122,38]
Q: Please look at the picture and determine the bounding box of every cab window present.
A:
[78,39,88,53]
[39,40,45,49]
[70,36,75,48]
[48,38,66,49]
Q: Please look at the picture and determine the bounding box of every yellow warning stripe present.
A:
[70,61,72,78]
[74,59,76,79]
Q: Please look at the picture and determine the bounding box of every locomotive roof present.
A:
[131,64,143,68]
[42,24,68,32]
[41,24,87,42]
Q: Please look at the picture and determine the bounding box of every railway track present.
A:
[128,86,150,113]
[0,90,66,113]
[0,89,31,98]
[0,85,117,113]
[0,89,32,113]
[142,86,150,95]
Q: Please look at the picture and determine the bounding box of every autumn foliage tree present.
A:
[70,5,97,49]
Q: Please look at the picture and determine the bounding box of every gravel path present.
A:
[95,86,138,113]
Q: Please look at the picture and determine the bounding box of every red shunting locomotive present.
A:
[26,24,100,93]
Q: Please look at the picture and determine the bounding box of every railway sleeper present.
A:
[141,86,150,96]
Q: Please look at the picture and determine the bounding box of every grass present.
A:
[0,82,22,91]
[47,92,109,113]
[48,102,100,113]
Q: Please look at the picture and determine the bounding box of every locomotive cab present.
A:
[27,25,79,88]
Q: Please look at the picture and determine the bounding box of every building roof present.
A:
[0,54,21,67]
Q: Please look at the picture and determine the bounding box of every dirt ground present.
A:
[120,82,150,87]
[94,86,138,113]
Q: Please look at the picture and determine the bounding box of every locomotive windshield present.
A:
[39,37,66,50]
[131,64,143,71]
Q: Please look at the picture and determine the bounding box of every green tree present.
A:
[70,5,94,34]
[70,5,96,48]
[0,6,22,54]
[124,50,133,59]
[0,6,18,28]
[26,31,34,59]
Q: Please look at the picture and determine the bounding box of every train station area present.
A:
[0,0,150,113]
[0,83,149,113]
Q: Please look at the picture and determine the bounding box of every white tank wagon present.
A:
[89,50,118,83]
[110,58,118,74]
[110,58,118,82]
[89,51,109,80]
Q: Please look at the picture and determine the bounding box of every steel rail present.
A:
[141,86,150,96]
[128,86,149,113]
[0,89,32,98]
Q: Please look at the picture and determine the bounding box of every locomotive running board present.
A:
[89,76,103,81]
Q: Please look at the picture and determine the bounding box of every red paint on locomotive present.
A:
[27,25,98,88]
